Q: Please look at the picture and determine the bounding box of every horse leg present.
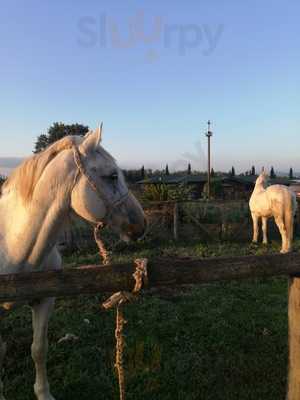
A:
[0,335,7,400]
[31,298,56,400]
[262,217,268,245]
[285,201,295,253]
[251,213,259,243]
[274,216,288,253]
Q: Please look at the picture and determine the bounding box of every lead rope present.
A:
[94,223,111,265]
[102,259,148,400]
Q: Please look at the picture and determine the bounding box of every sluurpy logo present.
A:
[77,10,224,62]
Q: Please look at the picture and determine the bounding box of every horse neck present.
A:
[253,180,266,194]
[0,151,76,271]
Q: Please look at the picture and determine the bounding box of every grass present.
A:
[2,237,299,399]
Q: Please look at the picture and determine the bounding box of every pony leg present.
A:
[31,298,56,400]
[274,216,288,253]
[262,217,268,244]
[0,335,7,400]
[251,213,259,243]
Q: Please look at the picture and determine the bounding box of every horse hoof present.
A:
[34,389,56,400]
[280,249,290,254]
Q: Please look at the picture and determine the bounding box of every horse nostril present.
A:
[126,221,147,241]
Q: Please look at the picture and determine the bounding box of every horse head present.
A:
[255,171,269,188]
[71,125,146,242]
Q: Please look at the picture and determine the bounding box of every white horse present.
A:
[249,172,297,253]
[0,125,146,400]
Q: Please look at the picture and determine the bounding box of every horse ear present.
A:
[95,122,103,142]
[79,123,103,155]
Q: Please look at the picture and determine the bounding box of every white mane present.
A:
[2,136,83,203]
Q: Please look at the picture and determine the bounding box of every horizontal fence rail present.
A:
[1,252,300,302]
[1,252,300,399]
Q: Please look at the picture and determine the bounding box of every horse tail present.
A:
[285,192,297,242]
[291,193,298,241]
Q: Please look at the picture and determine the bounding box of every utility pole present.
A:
[205,120,213,199]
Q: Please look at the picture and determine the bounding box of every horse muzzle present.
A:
[123,218,147,241]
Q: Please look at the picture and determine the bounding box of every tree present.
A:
[34,134,49,153]
[270,166,276,179]
[251,166,256,176]
[211,168,215,178]
[289,167,294,180]
[187,163,191,175]
[0,175,6,187]
[141,165,145,179]
[165,164,170,175]
[231,166,235,177]
[34,122,89,153]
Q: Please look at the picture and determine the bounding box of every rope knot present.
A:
[102,258,148,400]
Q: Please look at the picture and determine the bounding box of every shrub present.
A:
[142,183,192,203]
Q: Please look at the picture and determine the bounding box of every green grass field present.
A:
[2,238,298,399]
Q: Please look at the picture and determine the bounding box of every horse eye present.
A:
[110,173,118,181]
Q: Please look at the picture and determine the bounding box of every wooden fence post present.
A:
[173,202,179,241]
[287,277,300,400]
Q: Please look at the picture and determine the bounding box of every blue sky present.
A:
[0,0,299,174]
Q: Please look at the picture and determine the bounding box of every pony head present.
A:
[70,125,146,242]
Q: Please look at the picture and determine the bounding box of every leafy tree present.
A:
[0,175,6,195]
[211,168,215,177]
[187,163,192,175]
[0,175,6,186]
[34,134,48,153]
[141,165,145,179]
[289,167,294,180]
[165,164,170,175]
[270,166,276,179]
[34,122,89,153]
[251,166,256,176]
[231,166,235,177]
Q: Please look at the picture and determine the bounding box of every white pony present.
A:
[249,171,297,253]
[0,125,146,400]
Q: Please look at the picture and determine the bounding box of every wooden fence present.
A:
[1,252,300,398]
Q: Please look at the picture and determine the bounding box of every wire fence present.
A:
[58,200,291,252]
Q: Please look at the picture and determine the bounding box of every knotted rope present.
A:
[94,223,111,265]
[102,258,148,400]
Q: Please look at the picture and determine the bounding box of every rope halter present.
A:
[72,146,130,223]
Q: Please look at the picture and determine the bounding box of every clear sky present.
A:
[0,0,299,174]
